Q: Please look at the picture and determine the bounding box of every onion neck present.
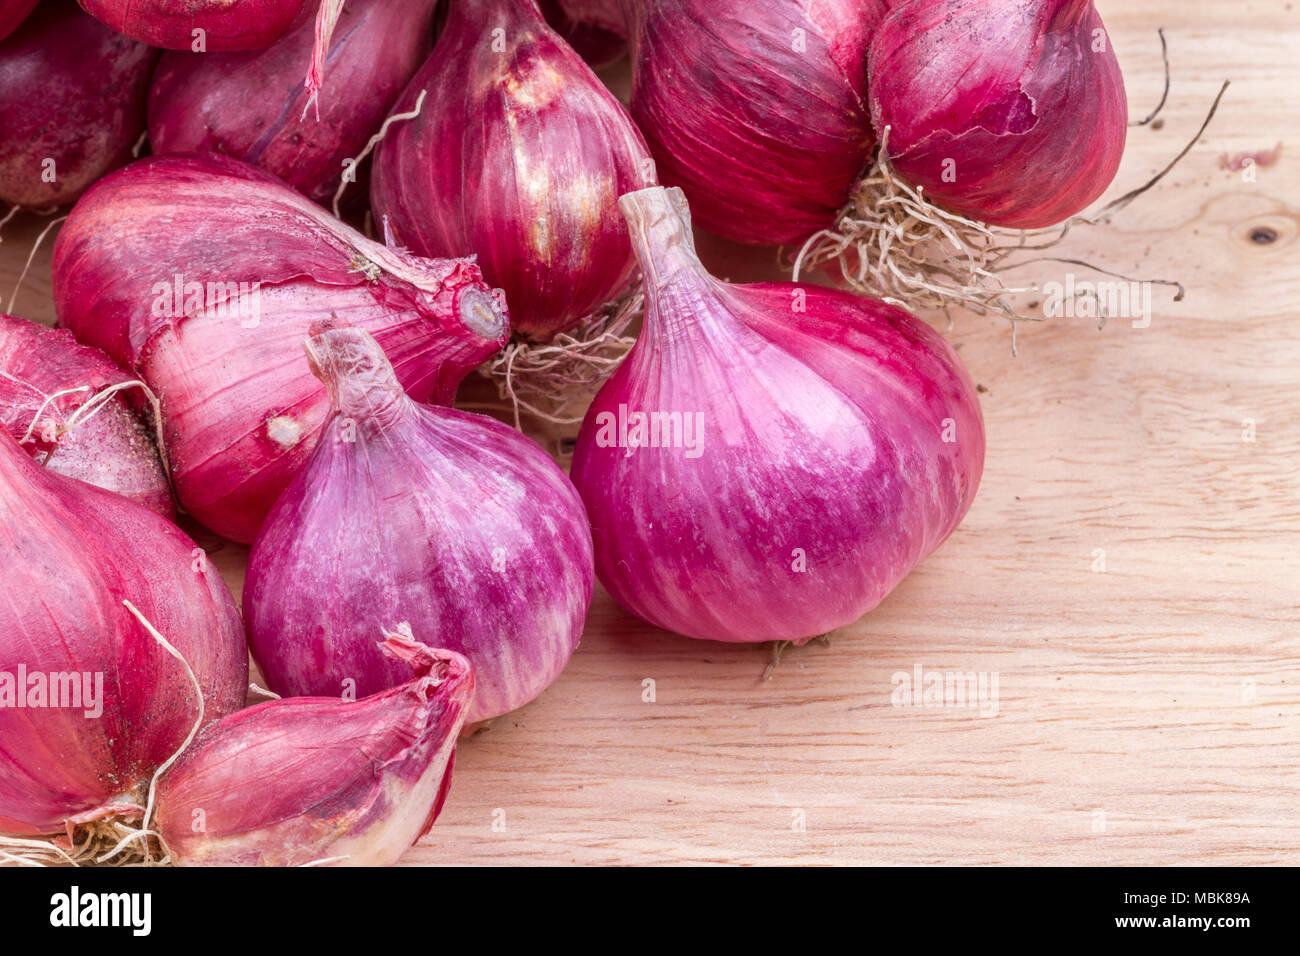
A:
[620,186,724,342]
[304,325,410,432]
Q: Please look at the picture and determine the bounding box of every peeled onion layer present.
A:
[148,0,438,204]
[155,634,472,867]
[623,0,885,245]
[0,431,246,836]
[245,324,593,724]
[371,0,655,340]
[571,187,984,644]
[0,2,156,208]
[869,0,1127,229]
[0,314,172,516]
[77,0,306,52]
[53,153,508,544]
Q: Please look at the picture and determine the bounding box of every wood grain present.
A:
[1,0,1296,865]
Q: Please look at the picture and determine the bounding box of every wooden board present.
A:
[2,0,1297,865]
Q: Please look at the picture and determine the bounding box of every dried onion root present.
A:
[796,82,1229,349]
[476,289,644,430]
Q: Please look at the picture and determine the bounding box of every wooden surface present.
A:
[3,0,1297,865]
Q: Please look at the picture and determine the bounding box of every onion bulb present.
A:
[155,631,472,867]
[0,2,157,209]
[868,0,1127,229]
[372,0,655,339]
[622,0,886,245]
[0,314,171,517]
[0,430,246,836]
[0,0,36,43]
[571,187,984,643]
[148,0,439,205]
[245,324,593,723]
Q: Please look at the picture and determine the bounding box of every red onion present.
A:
[78,0,306,52]
[0,0,36,42]
[54,153,509,544]
[623,0,887,245]
[155,631,472,866]
[0,2,157,209]
[244,324,593,722]
[0,429,246,837]
[869,0,1127,229]
[148,0,438,205]
[571,187,984,643]
[0,314,172,517]
[371,0,655,340]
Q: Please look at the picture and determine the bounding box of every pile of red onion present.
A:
[0,0,1197,869]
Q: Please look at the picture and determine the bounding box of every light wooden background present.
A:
[2,0,1296,865]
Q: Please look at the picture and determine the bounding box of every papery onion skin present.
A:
[0,0,36,43]
[53,153,509,544]
[0,431,246,836]
[0,314,172,517]
[77,0,306,52]
[571,187,984,643]
[371,0,655,339]
[869,0,1127,229]
[148,0,438,204]
[156,634,471,867]
[623,0,886,245]
[0,2,157,208]
[245,325,593,723]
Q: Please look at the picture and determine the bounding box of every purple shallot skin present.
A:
[869,0,1128,229]
[155,635,473,867]
[571,186,984,644]
[0,430,246,836]
[78,0,306,52]
[0,2,157,208]
[623,0,888,245]
[148,0,439,204]
[245,325,593,723]
[371,0,655,339]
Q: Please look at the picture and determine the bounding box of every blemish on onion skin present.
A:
[265,415,302,450]
[1249,227,1278,245]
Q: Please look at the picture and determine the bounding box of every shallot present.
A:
[571,187,984,643]
[53,153,508,543]
[622,0,886,245]
[868,0,1127,228]
[155,631,472,867]
[148,0,439,205]
[0,429,246,838]
[0,2,157,209]
[372,0,655,339]
[245,324,593,723]
[0,314,171,516]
